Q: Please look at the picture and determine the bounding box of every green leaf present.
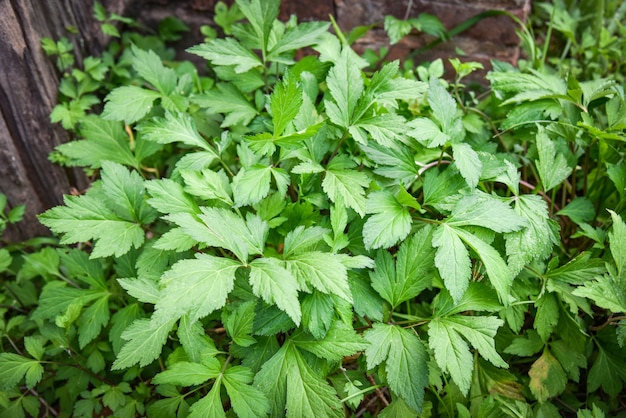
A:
[146,178,200,215]
[451,142,482,188]
[301,292,335,339]
[364,323,428,412]
[556,197,595,225]
[193,83,258,127]
[39,194,145,258]
[448,316,506,367]
[429,315,506,395]
[506,194,559,275]
[384,15,413,45]
[16,247,59,281]
[253,341,290,414]
[250,258,301,325]
[447,192,527,233]
[166,208,262,262]
[551,339,586,382]
[588,340,626,398]
[110,304,142,356]
[283,225,329,256]
[269,21,330,57]
[607,163,626,200]
[153,357,221,386]
[232,165,272,207]
[224,301,257,347]
[379,398,420,418]
[118,277,160,304]
[423,168,469,208]
[182,169,233,204]
[487,69,565,99]
[322,155,369,217]
[407,117,448,147]
[78,295,110,348]
[292,320,367,362]
[101,23,120,37]
[270,71,302,137]
[370,227,435,307]
[349,271,385,322]
[131,45,177,95]
[138,111,217,154]
[535,125,572,192]
[178,314,219,362]
[255,342,343,418]
[153,254,241,324]
[102,86,161,124]
[223,366,271,418]
[534,292,560,342]
[284,252,352,302]
[504,330,544,357]
[100,161,156,223]
[285,345,344,418]
[577,405,608,418]
[349,114,408,147]
[455,227,514,305]
[363,191,412,250]
[32,282,85,320]
[432,224,471,303]
[528,349,567,402]
[187,38,263,73]
[7,204,25,223]
[23,337,45,361]
[362,142,419,186]
[572,274,626,313]
[427,77,457,134]
[0,354,42,390]
[373,69,427,104]
[608,210,626,277]
[236,0,280,55]
[154,227,198,252]
[55,116,138,168]
[188,382,226,418]
[325,47,365,128]
[112,318,176,369]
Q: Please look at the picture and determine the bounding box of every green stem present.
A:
[340,384,383,404]
[541,5,557,69]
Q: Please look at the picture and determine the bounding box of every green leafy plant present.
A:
[2,0,626,416]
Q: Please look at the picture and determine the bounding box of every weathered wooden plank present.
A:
[0,0,112,242]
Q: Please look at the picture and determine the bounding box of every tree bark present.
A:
[0,0,123,242]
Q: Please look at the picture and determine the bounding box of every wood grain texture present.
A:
[0,0,109,241]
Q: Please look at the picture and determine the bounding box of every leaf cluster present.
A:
[2,0,626,416]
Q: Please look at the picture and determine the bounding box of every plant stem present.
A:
[366,375,389,407]
[340,384,382,404]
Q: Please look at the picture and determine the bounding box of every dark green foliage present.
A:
[2,0,626,416]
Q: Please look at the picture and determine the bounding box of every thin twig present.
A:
[366,375,389,407]
[403,0,413,20]
[29,388,59,417]
[590,315,626,332]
